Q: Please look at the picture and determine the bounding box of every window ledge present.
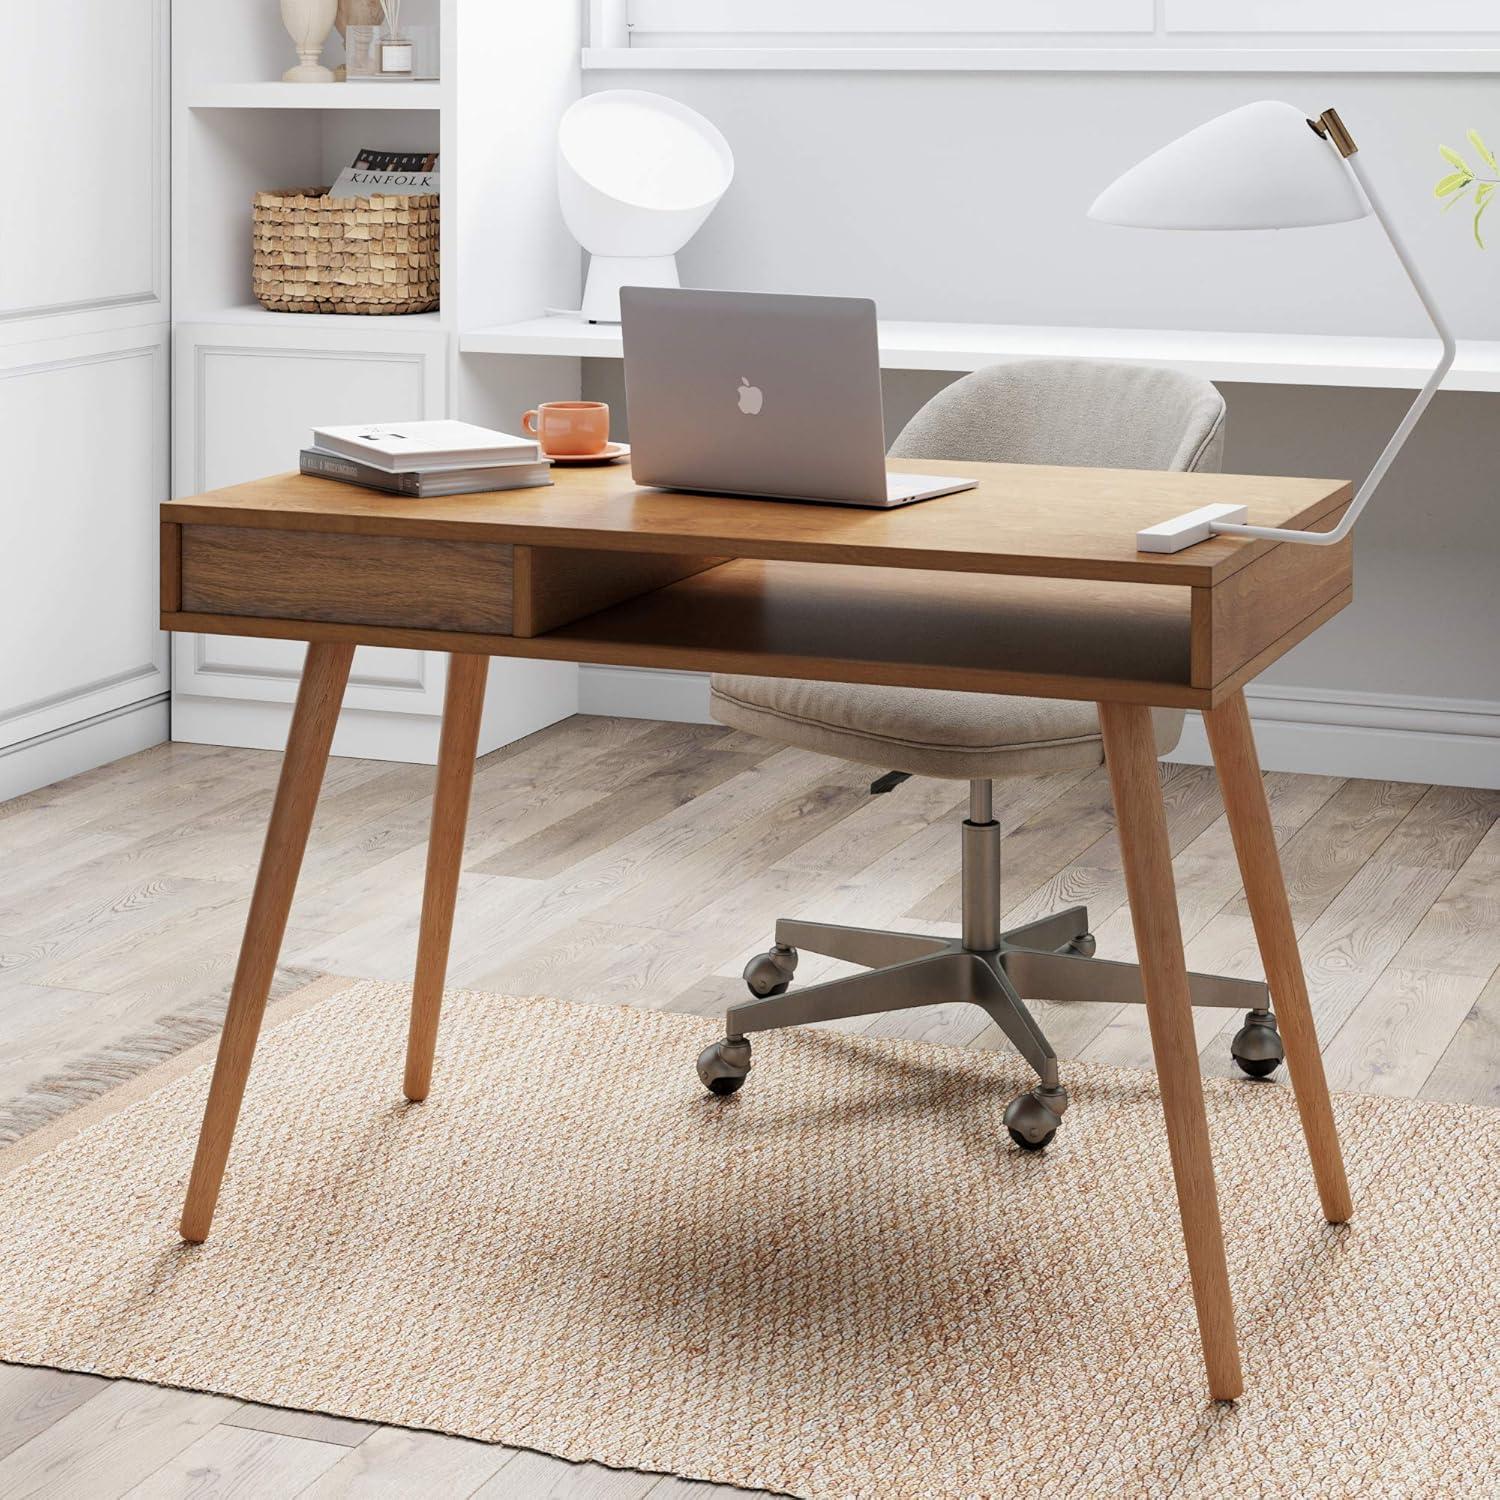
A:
[460,315,1500,394]
[583,46,1500,74]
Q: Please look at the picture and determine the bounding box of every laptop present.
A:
[619,288,977,508]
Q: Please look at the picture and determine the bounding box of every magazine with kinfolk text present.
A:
[327,147,440,199]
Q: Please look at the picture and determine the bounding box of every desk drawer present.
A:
[179,525,514,634]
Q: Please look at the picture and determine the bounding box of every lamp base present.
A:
[1136,503,1250,554]
[580,255,680,323]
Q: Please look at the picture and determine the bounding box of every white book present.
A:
[311,420,540,473]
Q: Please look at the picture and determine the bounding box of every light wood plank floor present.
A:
[2,716,1497,1499]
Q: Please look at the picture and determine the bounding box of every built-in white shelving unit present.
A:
[171,1,586,763]
[462,315,1500,394]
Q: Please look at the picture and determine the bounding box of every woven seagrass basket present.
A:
[251,187,439,315]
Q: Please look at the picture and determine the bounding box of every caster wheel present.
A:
[1231,1009,1284,1079]
[1007,1125,1055,1153]
[743,945,798,999]
[697,1036,752,1096]
[1067,931,1097,958]
[1004,1086,1067,1152]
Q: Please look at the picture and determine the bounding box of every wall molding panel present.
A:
[0,0,168,346]
[189,342,435,494]
[604,0,1500,65]
[0,289,165,329]
[188,634,431,695]
[0,697,170,805]
[176,634,438,715]
[171,319,458,750]
[627,0,1153,35]
[170,696,457,766]
[1166,1,1500,34]
[0,330,170,758]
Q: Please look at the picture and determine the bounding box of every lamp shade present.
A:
[558,90,734,258]
[1087,101,1369,230]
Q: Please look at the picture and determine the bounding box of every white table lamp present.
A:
[558,90,735,324]
[1089,102,1455,554]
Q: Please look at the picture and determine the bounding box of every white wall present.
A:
[0,0,171,800]
[589,69,1500,339]
[582,65,1500,785]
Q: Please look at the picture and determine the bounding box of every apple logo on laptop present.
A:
[737,377,764,416]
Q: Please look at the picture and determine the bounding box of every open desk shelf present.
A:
[533,559,1196,705]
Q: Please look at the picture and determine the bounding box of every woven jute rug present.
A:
[1,977,1495,1498]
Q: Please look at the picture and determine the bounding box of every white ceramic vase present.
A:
[281,0,338,83]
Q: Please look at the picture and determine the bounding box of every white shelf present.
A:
[176,306,446,353]
[179,303,441,330]
[460,315,1500,393]
[183,304,441,328]
[188,82,442,110]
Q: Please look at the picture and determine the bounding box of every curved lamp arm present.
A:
[1138,141,1456,555]
[1211,154,1456,548]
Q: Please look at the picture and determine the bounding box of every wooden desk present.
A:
[161,459,1356,1402]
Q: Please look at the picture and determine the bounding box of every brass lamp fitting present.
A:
[1308,107,1358,158]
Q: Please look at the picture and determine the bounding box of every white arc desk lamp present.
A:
[1089,101,1455,554]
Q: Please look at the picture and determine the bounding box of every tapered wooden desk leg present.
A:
[1203,690,1353,1225]
[1099,702,1244,1402]
[179,642,354,1243]
[404,654,489,1103]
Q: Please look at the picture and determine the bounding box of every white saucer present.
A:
[547,442,630,466]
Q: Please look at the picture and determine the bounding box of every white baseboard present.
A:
[171,663,579,768]
[1171,685,1500,790]
[172,661,579,766]
[578,665,713,724]
[172,697,440,763]
[578,668,1500,790]
[0,694,169,802]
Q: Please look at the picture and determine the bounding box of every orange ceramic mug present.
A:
[521,400,609,457]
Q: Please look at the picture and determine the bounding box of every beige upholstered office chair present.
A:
[697,358,1283,1149]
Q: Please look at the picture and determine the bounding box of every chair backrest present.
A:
[889,357,1226,474]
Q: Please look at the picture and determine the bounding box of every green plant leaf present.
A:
[1474,193,1492,248]
[1442,182,1474,211]
[1468,128,1498,171]
[1440,144,1473,173]
[1435,170,1472,197]
[1478,182,1495,205]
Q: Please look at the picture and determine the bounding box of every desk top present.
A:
[164,458,1351,588]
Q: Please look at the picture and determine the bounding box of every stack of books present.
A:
[300,421,552,498]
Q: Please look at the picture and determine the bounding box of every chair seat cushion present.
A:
[710,676,1184,781]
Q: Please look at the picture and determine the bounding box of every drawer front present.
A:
[179,525,513,634]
